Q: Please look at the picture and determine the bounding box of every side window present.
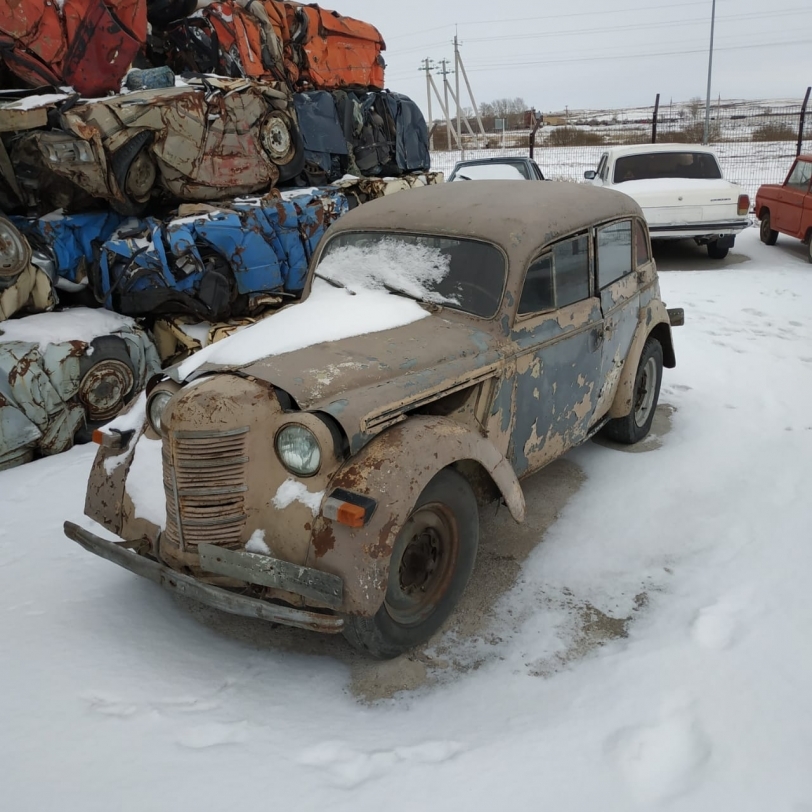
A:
[553,234,590,306]
[518,234,591,316]
[786,160,812,190]
[518,255,553,314]
[597,221,633,288]
[634,220,651,266]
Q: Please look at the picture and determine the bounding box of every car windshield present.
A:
[451,162,529,181]
[613,152,722,183]
[317,232,506,318]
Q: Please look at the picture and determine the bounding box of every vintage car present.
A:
[754,155,812,262]
[64,182,682,658]
[585,143,750,259]
[447,156,546,182]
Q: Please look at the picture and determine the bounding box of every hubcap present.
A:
[261,113,293,164]
[125,151,156,200]
[0,219,30,279]
[78,360,134,422]
[384,503,459,627]
[633,357,658,428]
[761,218,770,240]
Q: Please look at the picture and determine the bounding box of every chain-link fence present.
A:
[429,92,812,202]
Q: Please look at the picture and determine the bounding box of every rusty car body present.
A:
[754,154,812,262]
[65,182,682,658]
[1,76,304,215]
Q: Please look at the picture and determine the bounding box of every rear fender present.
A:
[609,300,675,419]
[306,415,525,615]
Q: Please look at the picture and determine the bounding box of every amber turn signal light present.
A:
[323,489,377,528]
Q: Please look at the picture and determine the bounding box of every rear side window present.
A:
[518,234,590,315]
[597,221,633,288]
[635,220,651,266]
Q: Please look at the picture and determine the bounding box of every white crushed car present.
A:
[585,144,750,259]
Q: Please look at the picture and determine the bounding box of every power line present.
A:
[386,0,735,40]
[461,7,812,45]
[462,37,812,71]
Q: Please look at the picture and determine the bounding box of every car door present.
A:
[592,219,643,420]
[508,231,604,477]
[775,159,812,235]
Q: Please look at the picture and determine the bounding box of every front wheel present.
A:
[807,236,812,264]
[707,240,729,260]
[342,468,479,659]
[760,212,778,245]
[602,337,663,445]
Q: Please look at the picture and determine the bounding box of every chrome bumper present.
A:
[63,521,344,634]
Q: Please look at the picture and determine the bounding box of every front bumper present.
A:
[63,521,345,634]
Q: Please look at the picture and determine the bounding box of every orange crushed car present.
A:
[0,0,146,96]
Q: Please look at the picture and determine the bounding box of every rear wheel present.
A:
[110,132,156,215]
[707,240,729,260]
[603,338,663,445]
[760,211,779,245]
[342,468,479,659]
[807,234,812,264]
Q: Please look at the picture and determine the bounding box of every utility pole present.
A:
[455,44,486,137]
[703,0,717,144]
[454,31,463,157]
[419,58,434,149]
[438,58,453,152]
[427,70,462,150]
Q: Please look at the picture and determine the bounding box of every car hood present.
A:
[198,314,503,451]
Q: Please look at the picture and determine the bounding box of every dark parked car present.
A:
[447,156,545,182]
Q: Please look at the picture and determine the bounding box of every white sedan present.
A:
[585,144,750,259]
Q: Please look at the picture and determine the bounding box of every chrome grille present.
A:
[164,427,249,550]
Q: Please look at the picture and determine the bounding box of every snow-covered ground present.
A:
[2,227,812,810]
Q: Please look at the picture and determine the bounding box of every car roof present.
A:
[323,181,643,269]
[606,143,719,157]
[452,156,533,167]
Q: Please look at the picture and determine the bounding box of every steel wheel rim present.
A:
[125,151,156,201]
[384,503,459,627]
[261,113,293,164]
[78,359,135,422]
[634,357,658,428]
[760,217,770,241]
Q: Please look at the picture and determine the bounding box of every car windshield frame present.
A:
[450,160,531,181]
[316,230,508,319]
[613,151,723,183]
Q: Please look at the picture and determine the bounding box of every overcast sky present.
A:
[337,0,811,116]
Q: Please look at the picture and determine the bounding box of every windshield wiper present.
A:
[382,282,441,312]
[315,272,355,295]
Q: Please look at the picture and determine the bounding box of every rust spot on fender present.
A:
[312,523,336,558]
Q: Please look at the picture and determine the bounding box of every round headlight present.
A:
[275,424,321,476]
[147,390,173,436]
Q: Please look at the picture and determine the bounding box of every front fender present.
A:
[609,299,674,419]
[306,415,525,615]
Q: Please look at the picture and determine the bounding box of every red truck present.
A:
[755,155,812,263]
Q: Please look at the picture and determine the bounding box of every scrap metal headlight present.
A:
[147,390,174,436]
[275,424,321,476]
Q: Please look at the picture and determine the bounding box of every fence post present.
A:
[652,93,660,144]
[529,117,542,159]
[798,86,811,157]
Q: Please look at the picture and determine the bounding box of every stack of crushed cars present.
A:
[0,0,440,469]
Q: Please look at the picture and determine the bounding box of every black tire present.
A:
[760,211,778,245]
[707,240,729,260]
[342,468,479,659]
[76,336,138,427]
[807,235,812,265]
[110,132,156,215]
[602,337,663,445]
